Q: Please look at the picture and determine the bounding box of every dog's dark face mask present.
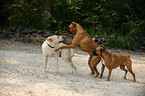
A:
[67,29,72,34]
[68,22,77,34]
[92,50,98,56]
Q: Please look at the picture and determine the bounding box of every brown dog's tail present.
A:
[128,55,130,58]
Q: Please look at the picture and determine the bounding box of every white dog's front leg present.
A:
[44,55,48,73]
[55,53,59,71]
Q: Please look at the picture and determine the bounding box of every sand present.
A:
[0,39,145,96]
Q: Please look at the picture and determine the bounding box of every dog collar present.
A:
[47,43,55,48]
[59,41,63,43]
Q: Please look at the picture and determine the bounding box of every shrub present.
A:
[104,35,135,50]
[8,0,41,29]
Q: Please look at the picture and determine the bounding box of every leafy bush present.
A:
[1,0,145,50]
[8,0,41,29]
[104,35,135,50]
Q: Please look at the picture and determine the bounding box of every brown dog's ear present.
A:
[72,22,76,28]
[100,48,104,52]
[92,50,98,56]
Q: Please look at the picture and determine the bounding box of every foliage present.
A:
[104,35,135,50]
[1,0,145,50]
[7,0,41,29]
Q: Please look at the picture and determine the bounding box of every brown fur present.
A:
[92,46,136,82]
[56,22,102,74]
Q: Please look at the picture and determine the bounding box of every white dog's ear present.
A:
[46,38,53,42]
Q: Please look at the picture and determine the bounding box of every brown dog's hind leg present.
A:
[126,65,136,82]
[120,65,128,79]
[106,69,112,81]
[88,55,95,75]
[90,56,101,78]
[92,65,99,78]
[100,64,105,79]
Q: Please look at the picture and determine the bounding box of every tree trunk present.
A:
[41,0,53,30]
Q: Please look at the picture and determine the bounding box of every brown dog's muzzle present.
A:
[92,50,98,56]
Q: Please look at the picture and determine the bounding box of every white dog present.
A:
[42,35,77,73]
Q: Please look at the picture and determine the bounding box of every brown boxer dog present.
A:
[56,22,104,75]
[92,46,136,82]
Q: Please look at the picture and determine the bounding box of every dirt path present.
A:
[0,39,145,96]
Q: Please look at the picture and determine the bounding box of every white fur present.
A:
[42,35,77,73]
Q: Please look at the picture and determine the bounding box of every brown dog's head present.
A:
[92,46,105,56]
[68,22,77,33]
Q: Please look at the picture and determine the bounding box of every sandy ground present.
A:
[0,39,145,96]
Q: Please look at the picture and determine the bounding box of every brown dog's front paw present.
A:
[106,79,110,81]
[93,76,96,78]
[93,73,99,78]
[99,76,102,79]
[91,72,95,75]
[99,74,103,79]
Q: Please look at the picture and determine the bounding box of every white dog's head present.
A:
[46,35,63,45]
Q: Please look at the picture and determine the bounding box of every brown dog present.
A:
[92,46,136,82]
[56,22,104,75]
